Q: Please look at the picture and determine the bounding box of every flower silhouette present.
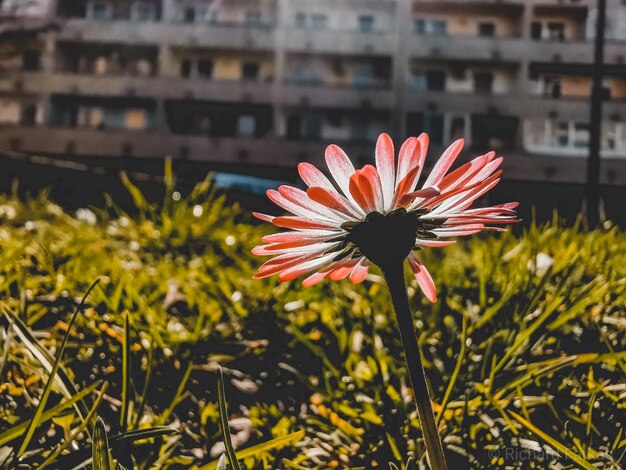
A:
[253,133,519,301]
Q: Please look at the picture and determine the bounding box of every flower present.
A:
[252,133,519,301]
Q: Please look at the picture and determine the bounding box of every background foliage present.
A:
[0,168,625,469]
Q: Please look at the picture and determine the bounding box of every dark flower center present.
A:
[338,209,442,268]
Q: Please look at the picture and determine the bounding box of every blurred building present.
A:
[1,0,626,186]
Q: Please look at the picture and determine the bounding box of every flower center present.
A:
[340,209,440,268]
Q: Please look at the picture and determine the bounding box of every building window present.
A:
[358,15,374,32]
[295,12,306,28]
[198,60,213,78]
[88,0,111,20]
[406,112,444,144]
[531,22,542,40]
[414,18,447,36]
[574,123,590,148]
[126,109,147,130]
[353,69,374,87]
[180,59,192,78]
[426,70,446,91]
[184,7,195,23]
[20,105,37,126]
[473,72,494,94]
[242,62,260,81]
[547,22,565,41]
[237,115,257,137]
[286,115,302,140]
[22,50,40,71]
[94,56,108,75]
[245,10,262,26]
[311,14,327,30]
[478,22,495,37]
[544,76,562,98]
[131,1,156,22]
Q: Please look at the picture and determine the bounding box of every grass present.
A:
[0,165,625,468]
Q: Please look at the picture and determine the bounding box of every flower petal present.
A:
[423,138,464,188]
[278,251,340,282]
[349,258,370,284]
[325,144,357,202]
[348,171,376,213]
[407,253,437,302]
[273,216,339,230]
[298,162,336,191]
[375,133,395,210]
[397,133,428,187]
[278,185,349,222]
[307,187,364,219]
[361,165,384,213]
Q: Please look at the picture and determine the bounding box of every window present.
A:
[198,59,213,78]
[406,113,444,144]
[22,50,40,71]
[245,10,261,26]
[311,14,327,30]
[544,76,561,98]
[473,72,494,93]
[547,22,565,41]
[353,69,374,87]
[426,70,446,91]
[431,20,447,35]
[187,113,211,134]
[478,22,495,37]
[20,105,37,126]
[94,56,108,75]
[410,65,426,89]
[88,0,111,20]
[531,21,542,40]
[574,123,590,148]
[180,59,192,78]
[132,1,155,22]
[358,15,374,32]
[295,12,306,28]
[414,19,426,34]
[286,115,302,140]
[237,115,257,136]
[184,7,195,23]
[126,109,147,130]
[414,18,447,36]
[242,62,260,81]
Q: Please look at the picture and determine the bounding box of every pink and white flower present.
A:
[252,133,519,302]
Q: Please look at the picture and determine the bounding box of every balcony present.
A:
[18,72,274,103]
[281,82,394,109]
[409,34,595,63]
[283,29,396,56]
[58,19,275,50]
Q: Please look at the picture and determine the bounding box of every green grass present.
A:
[0,167,625,468]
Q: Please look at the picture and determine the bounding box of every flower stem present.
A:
[382,263,447,470]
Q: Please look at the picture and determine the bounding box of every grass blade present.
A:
[195,429,306,470]
[120,311,131,431]
[508,411,596,470]
[17,279,100,457]
[39,381,109,469]
[92,416,113,470]
[0,381,101,447]
[217,366,241,470]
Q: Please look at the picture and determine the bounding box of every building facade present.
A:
[1,0,626,184]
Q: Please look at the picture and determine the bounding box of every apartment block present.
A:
[1,0,626,184]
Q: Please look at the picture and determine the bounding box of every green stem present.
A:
[382,262,447,470]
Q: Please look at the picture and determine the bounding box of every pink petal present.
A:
[375,133,395,209]
[349,171,376,213]
[278,251,340,282]
[273,216,339,230]
[267,188,335,222]
[349,258,370,284]
[254,251,324,279]
[278,185,348,222]
[407,253,437,302]
[393,165,421,208]
[325,144,357,202]
[298,162,336,191]
[328,258,359,281]
[262,230,337,243]
[423,139,464,188]
[361,165,384,212]
[307,187,364,219]
[414,239,456,247]
[252,212,274,223]
[397,133,428,187]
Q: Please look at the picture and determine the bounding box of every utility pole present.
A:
[586,0,606,227]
